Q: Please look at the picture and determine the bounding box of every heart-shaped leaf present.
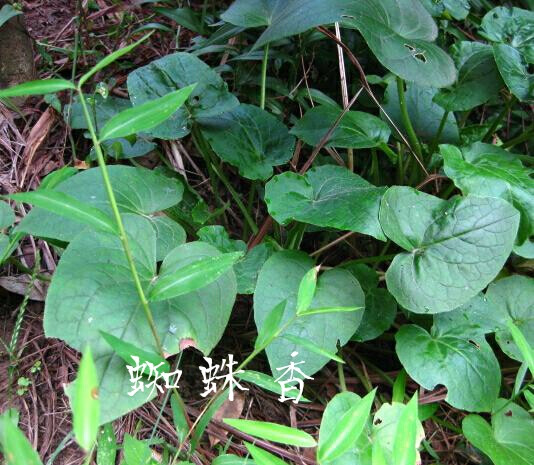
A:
[254,250,364,377]
[381,187,519,313]
[265,165,386,241]
[127,52,239,139]
[44,215,237,423]
[395,324,501,411]
[201,104,295,180]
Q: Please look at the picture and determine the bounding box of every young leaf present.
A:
[317,389,376,463]
[0,4,22,28]
[298,305,362,316]
[96,423,117,465]
[9,190,118,235]
[148,250,242,301]
[255,300,286,350]
[0,411,43,465]
[99,84,196,142]
[282,334,344,364]
[0,200,15,229]
[223,419,316,447]
[296,266,319,315]
[99,330,170,373]
[507,321,534,377]
[236,370,311,403]
[122,434,152,465]
[392,393,419,465]
[372,441,388,465]
[72,346,100,451]
[244,442,288,465]
[171,395,189,443]
[0,79,75,98]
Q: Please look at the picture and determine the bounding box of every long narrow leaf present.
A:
[0,79,75,99]
[223,419,316,447]
[9,190,117,235]
[282,333,344,364]
[236,370,311,403]
[392,393,419,465]
[507,321,534,376]
[0,411,43,465]
[255,300,286,350]
[245,442,288,465]
[99,84,196,142]
[148,251,242,301]
[317,389,376,463]
[296,266,319,315]
[298,306,362,316]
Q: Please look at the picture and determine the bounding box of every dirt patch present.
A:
[22,0,75,41]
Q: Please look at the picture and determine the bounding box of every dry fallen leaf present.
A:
[209,390,245,447]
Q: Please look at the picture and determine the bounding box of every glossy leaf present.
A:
[201,104,295,180]
[245,442,287,465]
[99,85,196,141]
[0,79,75,98]
[296,266,319,315]
[96,423,117,465]
[265,165,386,241]
[381,187,519,313]
[10,190,118,236]
[223,419,316,447]
[392,393,418,465]
[72,346,100,451]
[255,300,286,350]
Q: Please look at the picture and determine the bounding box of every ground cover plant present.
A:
[0,0,533,464]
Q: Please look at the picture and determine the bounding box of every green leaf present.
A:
[0,4,22,28]
[244,443,287,465]
[0,411,43,465]
[493,44,533,102]
[342,263,379,293]
[122,434,152,465]
[462,399,534,465]
[72,346,100,451]
[420,0,470,20]
[99,330,170,373]
[16,166,183,244]
[392,393,418,465]
[317,389,376,463]
[382,81,459,143]
[343,0,456,88]
[201,104,295,180]
[148,250,242,301]
[127,52,239,139]
[0,79,75,99]
[150,216,186,262]
[381,187,519,313]
[298,306,362,316]
[0,200,14,229]
[10,190,118,236]
[254,251,365,377]
[97,423,117,465]
[154,7,205,34]
[44,216,236,423]
[442,143,534,245]
[396,324,501,411]
[296,266,319,315]
[213,454,256,465]
[290,105,391,149]
[507,321,534,377]
[223,419,316,447]
[282,334,344,364]
[265,165,386,241]
[255,301,286,350]
[236,370,311,403]
[352,288,397,342]
[434,42,503,111]
[99,85,196,142]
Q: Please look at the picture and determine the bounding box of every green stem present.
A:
[483,96,515,142]
[338,361,347,392]
[396,77,422,159]
[429,110,449,155]
[503,123,534,149]
[260,44,269,110]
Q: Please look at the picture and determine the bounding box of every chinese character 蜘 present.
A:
[126,355,182,398]
[275,351,313,404]
[199,354,249,401]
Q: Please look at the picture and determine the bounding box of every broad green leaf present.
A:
[0,4,22,29]
[318,392,372,464]
[296,266,319,315]
[44,216,236,423]
[392,393,418,465]
[420,0,470,20]
[99,330,170,373]
[223,419,316,447]
[434,42,503,111]
[493,44,533,102]
[352,288,397,342]
[0,200,14,229]
[79,34,152,86]
[343,0,456,88]
[153,7,205,34]
[395,324,501,411]
[16,166,183,246]
[99,85,196,141]
[255,300,286,350]
[342,263,379,292]
[150,216,186,261]
[201,104,295,180]
[97,423,117,465]
[265,165,386,241]
[122,434,152,465]
[381,187,519,313]
[317,389,376,463]
[236,370,311,403]
[254,251,364,377]
[72,346,100,451]
[127,52,239,139]
[290,105,390,149]
[486,275,534,364]
[441,143,534,245]
[282,334,344,364]
[245,443,287,465]
[382,81,459,144]
[0,411,43,465]
[148,250,242,301]
[10,190,117,236]
[0,79,75,99]
[462,399,534,465]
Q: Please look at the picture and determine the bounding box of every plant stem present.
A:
[428,110,449,155]
[338,361,347,392]
[503,123,534,149]
[396,77,423,159]
[483,96,515,142]
[260,44,269,110]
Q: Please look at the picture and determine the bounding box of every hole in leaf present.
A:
[468,340,480,349]
[505,410,513,417]
[404,44,427,63]
[374,418,382,425]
